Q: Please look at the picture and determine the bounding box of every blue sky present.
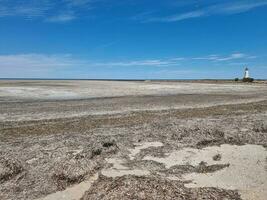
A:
[0,0,267,79]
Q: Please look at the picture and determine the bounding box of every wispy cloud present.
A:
[94,59,180,67]
[0,52,255,70]
[3,0,267,23]
[93,40,120,51]
[193,53,256,62]
[0,54,180,72]
[0,0,54,19]
[46,13,76,22]
[215,53,246,61]
[0,54,182,78]
[64,0,92,7]
[0,0,93,22]
[0,52,259,78]
[228,62,249,66]
[0,54,77,69]
[144,11,205,23]
[0,53,80,77]
[136,0,267,22]
[217,1,267,14]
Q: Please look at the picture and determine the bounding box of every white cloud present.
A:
[193,53,255,62]
[0,54,182,71]
[46,13,76,22]
[64,0,92,7]
[0,54,77,69]
[0,0,93,22]
[0,52,255,70]
[0,54,182,77]
[145,11,205,22]
[93,59,180,67]
[217,1,267,14]
[0,54,80,78]
[0,0,54,19]
[0,52,258,78]
[152,69,196,75]
[93,57,188,67]
[170,57,186,61]
[216,53,246,61]
[137,0,267,23]
[1,0,267,23]
[228,62,248,66]
[193,55,220,61]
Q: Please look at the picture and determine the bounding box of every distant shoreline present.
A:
[0,78,266,85]
[0,78,266,81]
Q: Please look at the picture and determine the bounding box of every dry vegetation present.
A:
[0,81,267,200]
[81,175,241,200]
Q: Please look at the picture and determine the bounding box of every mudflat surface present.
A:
[1,80,267,122]
[0,80,267,200]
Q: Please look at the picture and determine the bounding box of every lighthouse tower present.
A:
[244,67,250,78]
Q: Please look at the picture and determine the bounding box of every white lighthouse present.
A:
[244,67,250,78]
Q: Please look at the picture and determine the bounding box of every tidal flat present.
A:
[0,80,267,200]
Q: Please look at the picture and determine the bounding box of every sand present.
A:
[144,144,267,200]
[0,80,266,200]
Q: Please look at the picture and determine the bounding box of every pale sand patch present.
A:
[101,168,149,178]
[0,87,78,99]
[37,143,267,199]
[101,142,163,177]
[38,173,99,200]
[101,157,149,178]
[1,81,266,101]
[144,144,267,200]
[128,142,164,160]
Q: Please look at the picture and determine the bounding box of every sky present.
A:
[0,0,267,79]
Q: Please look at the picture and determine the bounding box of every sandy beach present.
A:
[0,80,267,200]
